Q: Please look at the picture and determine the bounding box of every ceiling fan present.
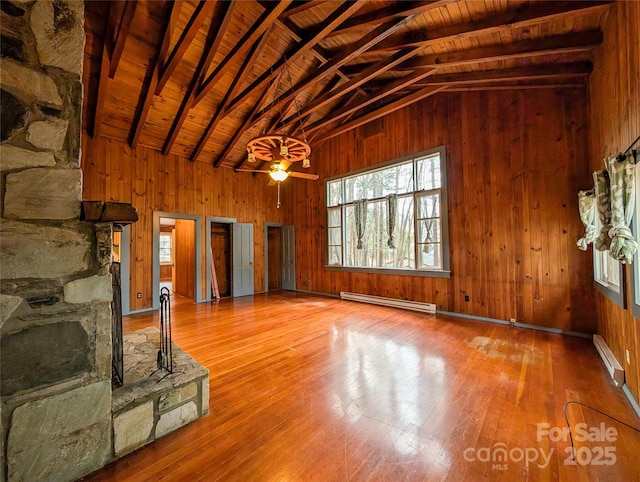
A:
[236,160,319,184]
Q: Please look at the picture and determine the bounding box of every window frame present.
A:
[593,210,625,308]
[324,146,450,278]
[159,231,173,265]
[630,161,640,318]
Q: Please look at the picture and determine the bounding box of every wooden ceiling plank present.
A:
[191,31,272,162]
[129,0,183,148]
[366,0,613,52]
[252,15,420,129]
[108,0,137,78]
[322,85,448,141]
[162,1,236,155]
[303,68,438,135]
[278,0,325,19]
[195,0,293,106]
[225,1,366,114]
[156,0,214,96]
[328,0,452,37]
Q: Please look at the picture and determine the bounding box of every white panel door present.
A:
[281,225,295,291]
[232,223,254,297]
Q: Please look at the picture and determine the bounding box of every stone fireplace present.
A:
[0,1,112,480]
[1,2,208,480]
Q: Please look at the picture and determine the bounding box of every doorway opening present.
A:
[266,225,282,291]
[160,217,196,303]
[152,212,203,310]
[210,222,231,298]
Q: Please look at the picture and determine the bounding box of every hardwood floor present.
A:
[84,292,640,481]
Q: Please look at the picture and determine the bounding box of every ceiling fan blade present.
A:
[289,172,319,180]
[267,178,276,186]
[235,169,271,174]
[278,160,291,170]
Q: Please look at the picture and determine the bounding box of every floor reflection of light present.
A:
[328,327,451,467]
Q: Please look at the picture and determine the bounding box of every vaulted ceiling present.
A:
[83,0,612,172]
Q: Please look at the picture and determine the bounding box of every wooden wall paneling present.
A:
[291,88,595,333]
[82,135,285,311]
[174,219,195,299]
[589,1,640,405]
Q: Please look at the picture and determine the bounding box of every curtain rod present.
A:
[616,134,640,163]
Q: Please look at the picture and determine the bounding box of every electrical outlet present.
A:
[464,295,470,302]
[137,293,142,299]
[509,318,516,324]
[626,349,631,365]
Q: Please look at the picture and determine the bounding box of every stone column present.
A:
[1,1,112,481]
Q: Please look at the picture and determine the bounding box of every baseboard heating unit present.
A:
[593,334,624,387]
[340,292,436,314]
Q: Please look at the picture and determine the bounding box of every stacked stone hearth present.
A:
[0,1,112,481]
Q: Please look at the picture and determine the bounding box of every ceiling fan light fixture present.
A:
[269,168,289,182]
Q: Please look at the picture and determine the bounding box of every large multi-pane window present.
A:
[325,147,449,276]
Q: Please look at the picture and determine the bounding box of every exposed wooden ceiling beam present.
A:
[108,1,137,78]
[129,0,183,147]
[225,1,366,114]
[273,18,369,104]
[252,15,419,129]
[444,82,585,92]
[220,81,278,169]
[400,30,603,70]
[339,30,601,78]
[409,62,592,87]
[284,2,604,130]
[162,1,236,155]
[156,0,215,95]
[191,30,272,162]
[322,85,447,141]
[281,47,429,128]
[364,1,613,53]
[291,75,345,136]
[194,0,293,106]
[327,1,451,37]
[302,69,438,135]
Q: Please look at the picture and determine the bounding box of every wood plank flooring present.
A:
[83,292,640,481]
